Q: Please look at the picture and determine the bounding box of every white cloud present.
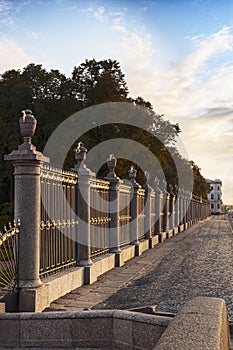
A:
[168,28,233,202]
[0,0,31,29]
[27,31,40,39]
[84,6,107,23]
[0,0,11,12]
[114,31,155,69]
[111,25,126,33]
[82,4,155,87]
[93,6,106,22]
[0,36,33,73]
[119,25,233,203]
[137,7,148,14]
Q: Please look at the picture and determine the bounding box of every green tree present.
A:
[72,59,129,106]
[0,59,210,225]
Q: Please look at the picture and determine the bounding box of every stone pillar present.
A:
[129,166,140,256]
[193,195,198,222]
[5,109,49,312]
[181,189,186,228]
[105,154,122,266]
[73,143,95,283]
[168,184,175,234]
[199,196,203,220]
[154,177,163,240]
[184,191,189,229]
[179,188,185,230]
[162,180,170,234]
[143,171,153,249]
[186,191,191,226]
[174,185,180,230]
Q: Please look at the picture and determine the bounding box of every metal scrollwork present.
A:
[40,219,79,231]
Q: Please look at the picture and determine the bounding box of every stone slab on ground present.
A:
[45,216,233,325]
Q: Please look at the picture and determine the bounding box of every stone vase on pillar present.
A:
[5,109,49,312]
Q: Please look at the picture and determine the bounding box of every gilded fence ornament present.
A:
[0,219,20,296]
[40,219,78,231]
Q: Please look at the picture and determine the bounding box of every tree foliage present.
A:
[0,59,209,223]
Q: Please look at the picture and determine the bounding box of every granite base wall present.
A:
[4,219,207,312]
[0,298,229,350]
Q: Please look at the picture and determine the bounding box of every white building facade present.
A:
[206,178,222,214]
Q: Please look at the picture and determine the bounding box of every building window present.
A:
[211,194,214,200]
[217,204,220,209]
[211,186,213,190]
[211,204,214,209]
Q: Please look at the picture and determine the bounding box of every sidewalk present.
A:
[45,216,233,321]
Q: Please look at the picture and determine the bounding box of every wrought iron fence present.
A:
[0,220,20,297]
[38,156,210,278]
[40,165,78,276]
[150,191,156,235]
[90,179,110,257]
[138,188,145,239]
[118,184,131,246]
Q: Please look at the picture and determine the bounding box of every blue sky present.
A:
[0,0,232,203]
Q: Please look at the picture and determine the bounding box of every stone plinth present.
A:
[4,110,49,312]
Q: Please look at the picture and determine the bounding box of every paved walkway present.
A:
[45,216,233,322]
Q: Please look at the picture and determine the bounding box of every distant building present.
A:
[206,178,222,214]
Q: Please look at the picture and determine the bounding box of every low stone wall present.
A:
[154,297,230,350]
[10,221,196,312]
[0,310,170,349]
[0,297,230,349]
[4,219,212,313]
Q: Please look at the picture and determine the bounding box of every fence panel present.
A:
[118,184,131,246]
[39,164,210,276]
[40,165,78,276]
[150,191,156,235]
[90,179,110,257]
[0,221,19,297]
[138,188,145,239]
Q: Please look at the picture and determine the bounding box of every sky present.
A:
[0,0,232,204]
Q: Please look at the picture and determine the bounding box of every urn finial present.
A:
[106,154,117,178]
[19,109,37,151]
[74,142,88,170]
[128,166,137,183]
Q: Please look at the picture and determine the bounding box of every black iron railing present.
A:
[0,220,20,297]
[40,165,78,276]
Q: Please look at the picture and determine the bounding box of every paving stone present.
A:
[45,216,233,323]
[94,217,233,321]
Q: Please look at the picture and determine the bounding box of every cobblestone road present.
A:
[94,216,233,320]
[46,216,233,322]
